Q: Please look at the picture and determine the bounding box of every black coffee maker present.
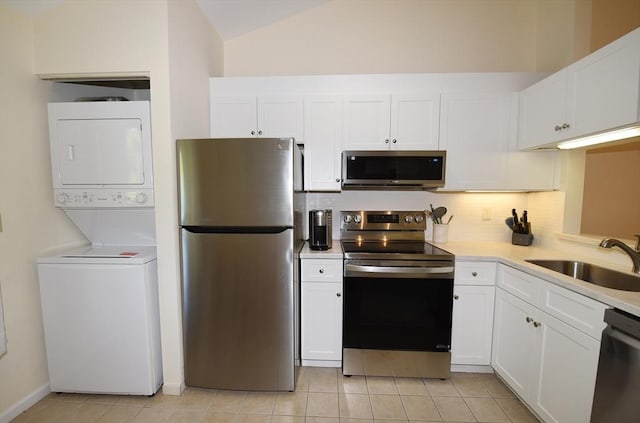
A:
[309,210,332,250]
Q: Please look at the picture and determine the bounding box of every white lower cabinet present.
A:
[301,258,342,366]
[493,265,606,423]
[451,285,495,366]
[451,261,496,367]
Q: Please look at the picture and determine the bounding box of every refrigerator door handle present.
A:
[181,226,292,234]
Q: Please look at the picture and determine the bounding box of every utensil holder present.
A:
[433,223,449,243]
[512,232,533,246]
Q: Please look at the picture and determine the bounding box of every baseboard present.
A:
[0,383,50,423]
[301,360,341,368]
[161,382,184,396]
[451,364,494,373]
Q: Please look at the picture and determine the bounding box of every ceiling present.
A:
[195,0,330,40]
[0,0,330,41]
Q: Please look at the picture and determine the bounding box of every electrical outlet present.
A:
[481,208,492,221]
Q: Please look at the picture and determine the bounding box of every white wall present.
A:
[164,0,224,394]
[0,5,87,419]
[29,0,222,401]
[224,0,584,76]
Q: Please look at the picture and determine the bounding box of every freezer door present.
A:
[180,228,295,391]
[177,138,298,227]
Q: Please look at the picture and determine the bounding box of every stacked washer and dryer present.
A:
[37,100,162,396]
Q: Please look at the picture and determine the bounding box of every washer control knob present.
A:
[56,193,69,204]
[415,215,425,223]
[404,215,414,223]
[135,193,148,204]
[353,215,362,224]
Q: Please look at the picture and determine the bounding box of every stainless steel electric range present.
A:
[340,210,455,379]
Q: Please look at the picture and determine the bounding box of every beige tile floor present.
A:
[12,368,540,423]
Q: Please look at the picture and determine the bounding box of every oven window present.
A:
[343,277,453,351]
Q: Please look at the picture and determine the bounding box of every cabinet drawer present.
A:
[302,259,342,282]
[498,265,540,304]
[455,261,496,286]
[538,281,608,340]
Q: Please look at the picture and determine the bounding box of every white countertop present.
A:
[299,240,640,317]
[300,243,343,259]
[433,240,640,318]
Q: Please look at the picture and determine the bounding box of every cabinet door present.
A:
[505,150,558,191]
[531,312,600,423]
[440,92,514,190]
[518,70,569,150]
[301,282,342,361]
[258,96,304,141]
[211,96,257,138]
[492,289,537,400]
[569,32,640,139]
[342,95,391,150]
[451,285,495,365]
[304,96,342,191]
[390,94,440,150]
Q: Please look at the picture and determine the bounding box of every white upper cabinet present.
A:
[211,95,304,141]
[439,92,514,190]
[342,94,440,150]
[342,95,391,150]
[519,28,640,150]
[519,71,569,149]
[304,96,342,191]
[391,94,441,150]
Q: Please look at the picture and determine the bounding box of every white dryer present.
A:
[38,100,162,395]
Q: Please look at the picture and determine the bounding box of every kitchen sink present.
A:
[526,259,640,292]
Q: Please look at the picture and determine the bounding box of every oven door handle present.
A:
[344,264,454,279]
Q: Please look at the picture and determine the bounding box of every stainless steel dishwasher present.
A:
[590,308,640,422]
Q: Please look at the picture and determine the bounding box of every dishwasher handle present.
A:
[344,263,454,279]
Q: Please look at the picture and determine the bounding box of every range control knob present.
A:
[344,215,353,224]
[135,193,148,204]
[404,215,414,223]
[56,193,69,204]
[415,215,425,223]
[353,215,362,224]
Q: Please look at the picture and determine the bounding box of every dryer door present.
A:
[54,117,145,186]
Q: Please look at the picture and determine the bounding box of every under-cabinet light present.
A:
[556,126,640,149]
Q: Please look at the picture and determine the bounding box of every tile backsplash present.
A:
[306,191,531,243]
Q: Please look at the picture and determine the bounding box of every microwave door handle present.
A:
[344,264,454,279]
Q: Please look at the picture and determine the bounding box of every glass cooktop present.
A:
[341,240,453,260]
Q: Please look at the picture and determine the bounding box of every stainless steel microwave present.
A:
[341,150,446,190]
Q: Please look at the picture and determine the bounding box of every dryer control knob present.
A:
[56,193,69,204]
[135,193,148,204]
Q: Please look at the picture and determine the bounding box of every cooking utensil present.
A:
[432,206,447,224]
[505,217,515,230]
[446,215,454,224]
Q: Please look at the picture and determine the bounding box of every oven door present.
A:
[343,260,454,352]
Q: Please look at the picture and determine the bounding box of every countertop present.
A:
[299,243,343,259]
[299,240,640,317]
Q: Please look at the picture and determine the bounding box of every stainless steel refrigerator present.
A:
[177,138,305,391]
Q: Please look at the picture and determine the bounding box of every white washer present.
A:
[37,246,162,395]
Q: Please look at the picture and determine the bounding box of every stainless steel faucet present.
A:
[599,234,640,274]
